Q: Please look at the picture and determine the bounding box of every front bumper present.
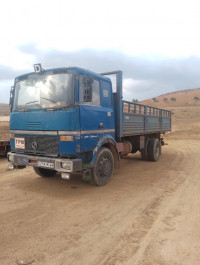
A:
[7,152,82,173]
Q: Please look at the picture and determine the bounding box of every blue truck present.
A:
[8,64,171,185]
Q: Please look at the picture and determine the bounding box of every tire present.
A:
[16,165,26,169]
[33,167,57,177]
[90,147,114,186]
[141,148,148,161]
[147,138,161,161]
[141,138,150,161]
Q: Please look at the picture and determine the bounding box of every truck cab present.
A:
[8,66,118,185]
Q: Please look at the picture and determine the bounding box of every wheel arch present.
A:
[91,135,120,170]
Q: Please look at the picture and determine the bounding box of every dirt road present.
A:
[1,107,200,265]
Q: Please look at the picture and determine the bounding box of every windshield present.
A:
[13,72,74,110]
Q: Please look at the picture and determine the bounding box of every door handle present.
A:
[99,123,104,129]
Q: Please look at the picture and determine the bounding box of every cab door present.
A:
[78,75,114,152]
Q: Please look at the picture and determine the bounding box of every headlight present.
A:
[62,161,73,171]
[8,154,14,162]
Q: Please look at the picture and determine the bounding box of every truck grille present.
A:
[26,122,42,130]
[15,134,59,157]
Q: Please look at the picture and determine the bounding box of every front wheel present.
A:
[90,147,114,186]
[147,138,161,161]
[33,167,57,177]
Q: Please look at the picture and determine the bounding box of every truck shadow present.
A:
[14,151,166,200]
[14,169,126,200]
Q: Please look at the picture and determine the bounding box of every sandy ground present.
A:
[0,107,200,265]
[0,116,10,122]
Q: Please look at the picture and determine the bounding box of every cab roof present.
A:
[15,66,112,83]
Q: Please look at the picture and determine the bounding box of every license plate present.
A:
[15,137,25,149]
[38,161,54,169]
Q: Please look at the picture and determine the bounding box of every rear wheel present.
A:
[90,147,114,186]
[33,167,57,177]
[141,138,150,161]
[147,138,161,161]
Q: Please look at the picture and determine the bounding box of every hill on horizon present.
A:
[139,88,200,108]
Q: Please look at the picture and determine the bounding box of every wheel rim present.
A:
[98,157,112,178]
[155,142,160,159]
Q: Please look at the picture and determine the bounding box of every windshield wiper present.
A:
[25,100,40,105]
[16,101,42,111]
[40,97,70,110]
[40,97,57,104]
[15,105,31,112]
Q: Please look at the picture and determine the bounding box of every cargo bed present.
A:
[122,101,171,136]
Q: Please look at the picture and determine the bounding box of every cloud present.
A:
[0,65,23,103]
[17,43,39,55]
[32,47,200,100]
[0,65,21,81]
[1,44,200,103]
[0,80,14,104]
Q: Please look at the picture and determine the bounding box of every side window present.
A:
[79,75,100,106]
[101,80,112,108]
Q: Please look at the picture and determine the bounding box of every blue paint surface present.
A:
[10,138,15,150]
[91,134,117,166]
[59,135,80,155]
[10,107,80,131]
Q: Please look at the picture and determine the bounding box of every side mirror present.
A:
[9,86,14,112]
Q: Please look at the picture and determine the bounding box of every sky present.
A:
[1,0,200,103]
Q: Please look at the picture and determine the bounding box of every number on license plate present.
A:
[38,161,54,169]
